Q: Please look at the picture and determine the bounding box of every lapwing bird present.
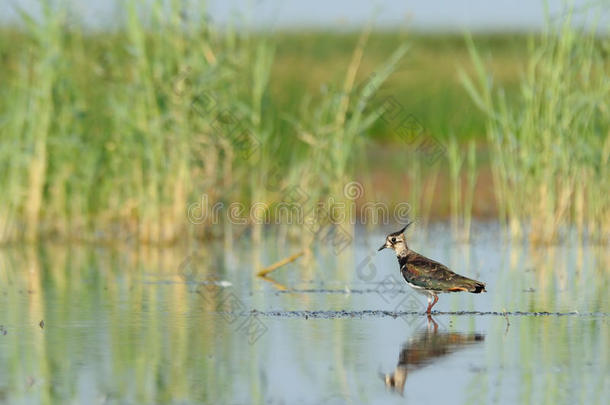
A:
[378,222,486,314]
[383,317,484,395]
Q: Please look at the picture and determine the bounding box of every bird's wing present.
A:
[402,252,485,292]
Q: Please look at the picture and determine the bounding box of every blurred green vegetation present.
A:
[270,31,526,141]
[462,16,610,243]
[0,1,607,244]
[0,2,410,244]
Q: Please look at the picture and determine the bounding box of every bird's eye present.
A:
[391,237,396,243]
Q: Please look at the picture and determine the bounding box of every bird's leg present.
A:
[426,314,439,333]
[426,294,439,315]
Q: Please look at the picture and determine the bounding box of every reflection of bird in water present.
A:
[383,317,484,395]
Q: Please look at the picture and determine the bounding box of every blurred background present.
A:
[0,1,608,404]
[0,0,608,244]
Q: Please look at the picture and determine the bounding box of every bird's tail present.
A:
[449,277,486,293]
[469,280,486,293]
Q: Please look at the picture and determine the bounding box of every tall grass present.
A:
[3,3,607,245]
[0,1,406,244]
[448,136,478,241]
[461,11,610,243]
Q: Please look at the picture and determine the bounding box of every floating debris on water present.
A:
[257,250,306,277]
[215,280,232,287]
[229,310,609,319]
[274,288,411,294]
[142,279,232,287]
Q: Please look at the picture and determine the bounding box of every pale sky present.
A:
[1,0,607,32]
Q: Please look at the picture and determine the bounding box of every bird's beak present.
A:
[378,243,387,251]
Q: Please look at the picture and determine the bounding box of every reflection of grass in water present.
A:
[491,240,609,313]
[484,316,609,404]
[0,244,242,403]
[0,241,608,403]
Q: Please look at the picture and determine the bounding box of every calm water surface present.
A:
[0,223,608,404]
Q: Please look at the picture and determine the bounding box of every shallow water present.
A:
[0,223,608,404]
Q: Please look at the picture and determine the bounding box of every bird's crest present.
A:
[388,221,413,237]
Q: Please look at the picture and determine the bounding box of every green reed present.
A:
[448,136,478,241]
[5,3,605,246]
[0,1,407,244]
[461,11,609,243]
